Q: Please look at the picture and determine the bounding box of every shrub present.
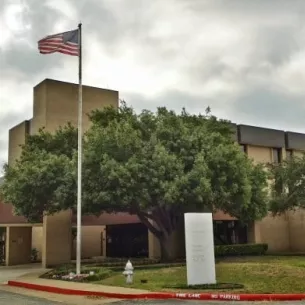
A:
[164,283,245,290]
[214,243,268,257]
[110,262,185,272]
[41,266,114,282]
[31,248,39,262]
[85,268,113,281]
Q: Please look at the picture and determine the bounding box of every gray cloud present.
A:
[255,27,301,66]
[0,43,64,78]
[123,88,305,134]
[231,88,305,133]
[0,0,69,79]
[0,106,30,131]
[0,138,8,171]
[0,105,32,167]
[1,0,305,170]
[123,90,210,115]
[77,0,160,57]
[184,0,305,16]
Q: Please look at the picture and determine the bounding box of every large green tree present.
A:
[0,105,269,261]
[269,153,305,214]
[0,124,77,222]
[82,104,269,260]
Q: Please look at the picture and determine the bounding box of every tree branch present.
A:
[139,211,155,220]
[137,212,162,238]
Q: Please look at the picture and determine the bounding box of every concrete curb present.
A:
[7,280,305,301]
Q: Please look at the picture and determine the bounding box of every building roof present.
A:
[34,78,119,93]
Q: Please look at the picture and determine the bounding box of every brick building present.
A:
[0,78,304,267]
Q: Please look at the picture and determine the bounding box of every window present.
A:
[213,221,248,245]
[273,148,283,192]
[272,148,282,163]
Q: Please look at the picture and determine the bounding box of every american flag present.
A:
[38,29,79,56]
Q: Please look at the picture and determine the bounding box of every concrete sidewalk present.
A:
[0,285,120,304]
[10,275,149,295]
[0,268,145,304]
[0,263,48,284]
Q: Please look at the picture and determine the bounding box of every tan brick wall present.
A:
[258,214,290,252]
[32,225,109,261]
[30,79,119,267]
[5,226,32,265]
[32,226,43,261]
[247,145,303,253]
[247,221,262,244]
[8,121,29,166]
[43,79,118,132]
[252,210,305,253]
[8,78,117,170]
[71,226,105,259]
[213,210,237,221]
[287,209,305,252]
[42,210,72,267]
[31,81,47,134]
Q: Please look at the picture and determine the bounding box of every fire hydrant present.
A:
[123,260,134,284]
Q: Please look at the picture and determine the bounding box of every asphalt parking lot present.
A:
[0,291,64,305]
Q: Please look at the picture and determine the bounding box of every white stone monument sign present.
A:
[184,213,216,285]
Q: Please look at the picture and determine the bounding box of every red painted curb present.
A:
[7,280,305,301]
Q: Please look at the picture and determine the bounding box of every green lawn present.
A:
[96,256,305,293]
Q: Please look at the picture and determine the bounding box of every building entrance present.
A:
[106,223,148,258]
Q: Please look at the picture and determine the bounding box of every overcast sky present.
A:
[1,0,305,171]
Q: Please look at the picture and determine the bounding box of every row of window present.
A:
[240,145,294,163]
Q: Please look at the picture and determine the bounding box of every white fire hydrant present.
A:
[123,260,134,284]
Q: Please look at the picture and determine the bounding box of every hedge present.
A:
[214,243,268,257]
[164,283,245,290]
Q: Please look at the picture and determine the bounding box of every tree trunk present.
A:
[158,234,177,262]
[136,210,181,262]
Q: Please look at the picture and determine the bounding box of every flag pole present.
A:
[76,22,82,276]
